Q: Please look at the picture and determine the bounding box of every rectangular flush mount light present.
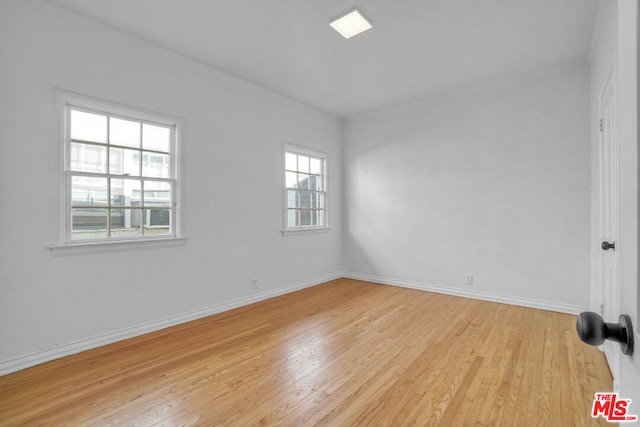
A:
[330,9,372,39]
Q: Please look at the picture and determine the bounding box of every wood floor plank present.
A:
[0,279,612,426]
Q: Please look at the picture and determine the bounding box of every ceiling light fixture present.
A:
[329,8,372,39]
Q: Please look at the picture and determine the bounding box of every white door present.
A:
[599,65,620,382]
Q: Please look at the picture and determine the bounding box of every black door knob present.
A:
[601,241,615,251]
[576,311,634,356]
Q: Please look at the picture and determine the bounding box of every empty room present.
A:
[1,0,639,425]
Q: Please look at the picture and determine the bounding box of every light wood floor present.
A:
[0,279,612,426]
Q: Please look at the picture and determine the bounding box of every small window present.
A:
[60,96,181,245]
[284,146,328,231]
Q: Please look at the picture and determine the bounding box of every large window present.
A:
[61,97,180,244]
[284,147,327,231]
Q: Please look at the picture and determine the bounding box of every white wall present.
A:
[343,64,592,311]
[0,0,342,372]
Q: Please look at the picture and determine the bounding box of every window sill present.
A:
[281,227,331,236]
[48,236,188,256]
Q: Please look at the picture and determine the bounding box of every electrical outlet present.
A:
[251,277,259,290]
[465,274,473,285]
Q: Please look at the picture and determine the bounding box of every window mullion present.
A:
[71,171,170,180]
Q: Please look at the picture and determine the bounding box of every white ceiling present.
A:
[46,0,599,118]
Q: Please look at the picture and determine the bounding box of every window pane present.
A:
[287,209,298,227]
[309,175,322,191]
[111,179,141,207]
[71,142,107,173]
[287,190,298,208]
[313,210,324,226]
[310,157,322,174]
[301,191,312,209]
[142,124,170,153]
[143,181,171,207]
[70,110,107,143]
[286,171,298,188]
[142,152,170,178]
[109,117,140,148]
[297,173,309,190]
[313,193,324,209]
[71,176,108,207]
[298,155,309,173]
[71,208,107,240]
[300,209,312,226]
[109,147,140,176]
[285,152,297,171]
[110,208,142,237]
[144,209,171,235]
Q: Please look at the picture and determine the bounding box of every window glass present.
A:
[72,209,108,240]
[285,152,297,171]
[142,152,170,178]
[110,118,140,148]
[143,124,170,153]
[109,147,140,176]
[71,143,107,173]
[70,110,107,143]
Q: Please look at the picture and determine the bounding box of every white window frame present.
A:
[282,143,330,235]
[49,90,186,255]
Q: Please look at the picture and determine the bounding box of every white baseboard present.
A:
[0,271,342,377]
[343,272,590,315]
[1,271,587,376]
